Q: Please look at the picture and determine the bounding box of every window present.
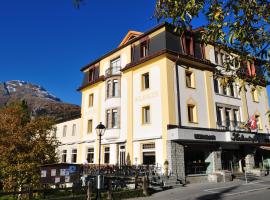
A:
[214,79,219,93]
[61,150,67,163]
[89,68,94,82]
[255,115,262,130]
[187,104,197,123]
[142,72,150,90]
[222,85,228,96]
[119,145,126,166]
[233,109,239,124]
[142,143,155,165]
[106,110,110,128]
[104,147,110,164]
[71,149,77,163]
[112,109,118,128]
[225,108,231,127]
[185,36,194,55]
[106,108,120,129]
[87,120,93,134]
[185,71,195,88]
[112,79,119,97]
[251,89,259,102]
[72,124,76,136]
[63,125,67,137]
[87,148,94,163]
[229,84,235,97]
[216,106,223,125]
[89,94,94,107]
[214,50,219,64]
[111,57,120,68]
[140,41,149,58]
[142,106,150,124]
[106,80,111,98]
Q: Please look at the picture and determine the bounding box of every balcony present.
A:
[216,120,250,132]
[105,66,121,78]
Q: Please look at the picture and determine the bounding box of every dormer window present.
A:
[140,40,149,58]
[181,33,195,56]
[89,68,94,82]
[88,66,100,83]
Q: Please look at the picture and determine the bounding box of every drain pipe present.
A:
[174,58,182,182]
[175,58,182,126]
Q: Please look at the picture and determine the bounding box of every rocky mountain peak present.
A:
[0,80,80,123]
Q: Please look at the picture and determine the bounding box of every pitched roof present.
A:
[118,30,143,47]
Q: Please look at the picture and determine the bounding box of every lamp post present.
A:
[95,122,106,200]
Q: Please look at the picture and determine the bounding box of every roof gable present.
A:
[118,30,143,47]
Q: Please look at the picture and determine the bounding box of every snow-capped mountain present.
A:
[0,80,80,122]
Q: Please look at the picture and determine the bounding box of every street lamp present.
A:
[95,122,106,200]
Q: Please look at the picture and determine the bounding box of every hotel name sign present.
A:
[231,132,270,143]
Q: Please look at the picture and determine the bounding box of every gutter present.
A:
[175,59,182,126]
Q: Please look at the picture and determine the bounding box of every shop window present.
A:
[63,125,67,137]
[140,40,149,58]
[142,106,150,124]
[187,104,197,123]
[71,149,77,163]
[141,72,150,90]
[112,79,119,97]
[185,149,209,174]
[251,89,259,102]
[89,93,94,107]
[87,120,93,134]
[142,143,156,165]
[72,124,76,136]
[185,70,195,88]
[87,148,94,163]
[104,147,110,164]
[61,150,67,163]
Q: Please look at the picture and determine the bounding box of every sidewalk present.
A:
[130,176,270,200]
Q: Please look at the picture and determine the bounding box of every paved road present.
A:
[131,177,270,200]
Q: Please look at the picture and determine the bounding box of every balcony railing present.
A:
[105,66,121,78]
[216,120,250,132]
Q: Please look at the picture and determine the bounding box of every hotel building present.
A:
[55,22,270,181]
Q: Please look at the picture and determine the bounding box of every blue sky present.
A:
[5,1,265,106]
[0,0,161,105]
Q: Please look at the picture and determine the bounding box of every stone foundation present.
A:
[167,141,185,181]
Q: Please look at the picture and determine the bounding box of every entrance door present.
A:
[221,150,244,173]
[119,144,126,166]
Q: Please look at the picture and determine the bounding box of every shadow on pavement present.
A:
[196,185,239,200]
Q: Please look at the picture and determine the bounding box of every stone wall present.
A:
[167,141,185,180]
[212,151,222,172]
[245,153,255,172]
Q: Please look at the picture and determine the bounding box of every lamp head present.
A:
[96,122,106,137]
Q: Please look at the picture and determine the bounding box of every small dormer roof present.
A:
[118,30,143,47]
